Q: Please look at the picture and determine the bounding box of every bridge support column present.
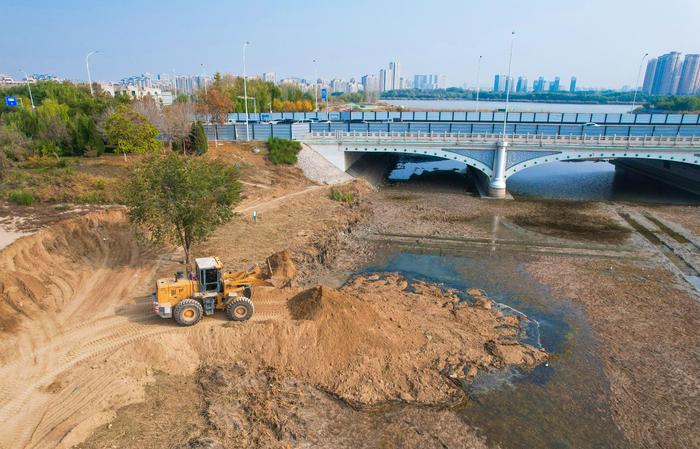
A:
[488,140,508,198]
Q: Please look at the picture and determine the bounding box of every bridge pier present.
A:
[488,140,508,199]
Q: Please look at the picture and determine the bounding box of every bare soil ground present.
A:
[1,144,698,449]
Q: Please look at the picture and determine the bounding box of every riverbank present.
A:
[1,143,698,448]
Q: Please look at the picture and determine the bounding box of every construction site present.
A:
[0,141,698,449]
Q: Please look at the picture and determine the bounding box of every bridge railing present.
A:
[304,131,700,148]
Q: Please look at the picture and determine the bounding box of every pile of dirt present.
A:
[264,249,296,285]
[182,273,547,406]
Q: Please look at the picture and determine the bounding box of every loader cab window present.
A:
[198,268,220,292]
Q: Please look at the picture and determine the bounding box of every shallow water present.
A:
[360,248,630,449]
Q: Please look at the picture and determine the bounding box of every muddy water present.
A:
[360,245,630,449]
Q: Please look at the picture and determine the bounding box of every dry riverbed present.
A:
[0,145,698,449]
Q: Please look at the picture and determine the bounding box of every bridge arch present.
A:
[342,145,495,179]
[505,150,700,179]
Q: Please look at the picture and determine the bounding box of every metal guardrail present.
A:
[230,111,700,126]
[304,131,700,148]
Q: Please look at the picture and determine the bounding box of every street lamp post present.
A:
[489,31,515,199]
[19,69,35,111]
[86,50,99,96]
[631,52,649,113]
[501,32,515,138]
[243,41,251,141]
[313,59,318,112]
[475,55,483,112]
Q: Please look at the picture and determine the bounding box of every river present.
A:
[383,99,634,114]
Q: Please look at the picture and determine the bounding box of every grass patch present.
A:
[330,187,354,204]
[8,190,34,206]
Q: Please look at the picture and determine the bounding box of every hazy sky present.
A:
[3,0,699,88]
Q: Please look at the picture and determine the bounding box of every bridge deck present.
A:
[304,131,700,151]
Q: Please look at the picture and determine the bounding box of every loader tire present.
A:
[225,297,254,322]
[174,299,203,326]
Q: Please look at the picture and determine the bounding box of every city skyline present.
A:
[3,0,700,89]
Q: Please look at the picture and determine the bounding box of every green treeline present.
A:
[381,88,650,104]
[644,96,700,112]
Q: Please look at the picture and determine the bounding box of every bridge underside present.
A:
[306,142,700,198]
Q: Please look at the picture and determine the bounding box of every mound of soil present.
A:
[264,249,296,284]
[188,274,547,406]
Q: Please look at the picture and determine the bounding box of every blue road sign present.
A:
[321,88,327,101]
[4,96,17,107]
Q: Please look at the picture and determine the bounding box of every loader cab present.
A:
[194,257,223,293]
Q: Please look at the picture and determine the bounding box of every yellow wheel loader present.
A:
[153,256,271,326]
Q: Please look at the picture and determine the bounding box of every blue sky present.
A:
[2,0,699,88]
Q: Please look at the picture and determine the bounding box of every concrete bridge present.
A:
[302,131,700,198]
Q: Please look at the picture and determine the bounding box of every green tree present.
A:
[69,113,105,156]
[124,153,241,267]
[189,121,208,155]
[266,137,301,164]
[104,105,161,157]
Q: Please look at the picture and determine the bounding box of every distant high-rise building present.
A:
[549,76,560,92]
[379,69,387,92]
[504,76,514,93]
[493,74,506,92]
[386,61,400,91]
[569,76,577,93]
[516,76,528,93]
[414,74,427,90]
[361,74,379,92]
[533,77,546,93]
[262,72,276,83]
[651,51,683,95]
[677,54,700,95]
[642,58,658,94]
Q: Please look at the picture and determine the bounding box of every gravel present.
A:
[296,144,353,185]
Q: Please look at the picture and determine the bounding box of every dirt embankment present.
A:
[0,209,152,342]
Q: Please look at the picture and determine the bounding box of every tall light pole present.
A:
[86,50,98,96]
[19,69,35,111]
[475,55,483,112]
[313,59,319,112]
[631,52,648,113]
[501,32,515,138]
[489,31,515,199]
[243,41,251,141]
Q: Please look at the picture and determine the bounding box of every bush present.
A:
[267,137,301,165]
[329,187,354,203]
[8,190,34,205]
